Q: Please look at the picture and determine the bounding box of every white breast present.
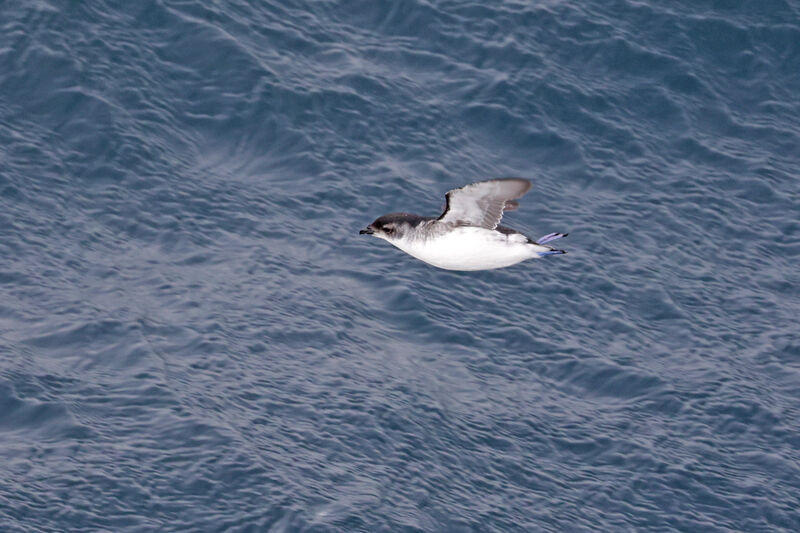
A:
[391,227,543,271]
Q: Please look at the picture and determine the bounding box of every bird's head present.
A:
[359,213,415,242]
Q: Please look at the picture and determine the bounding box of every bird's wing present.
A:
[437,178,531,229]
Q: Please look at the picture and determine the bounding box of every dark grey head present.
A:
[359,213,432,241]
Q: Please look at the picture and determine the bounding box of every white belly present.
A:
[392,227,543,271]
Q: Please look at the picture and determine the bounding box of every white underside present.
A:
[387,226,549,271]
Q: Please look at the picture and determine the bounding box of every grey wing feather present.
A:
[437,178,532,229]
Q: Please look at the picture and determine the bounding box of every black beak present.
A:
[359,227,374,235]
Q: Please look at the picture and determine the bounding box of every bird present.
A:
[359,178,567,271]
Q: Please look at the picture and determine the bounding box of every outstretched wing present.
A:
[437,178,531,229]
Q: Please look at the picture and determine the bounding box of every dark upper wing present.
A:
[437,178,532,229]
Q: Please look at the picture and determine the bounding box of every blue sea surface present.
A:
[1,1,799,531]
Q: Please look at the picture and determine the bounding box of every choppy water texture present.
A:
[1,1,800,531]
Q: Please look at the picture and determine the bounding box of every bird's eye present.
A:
[383,226,393,233]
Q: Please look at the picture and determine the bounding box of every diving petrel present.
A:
[359,178,567,271]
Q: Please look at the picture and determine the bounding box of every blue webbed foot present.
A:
[537,232,568,245]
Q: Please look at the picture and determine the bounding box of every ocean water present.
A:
[1,0,799,531]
